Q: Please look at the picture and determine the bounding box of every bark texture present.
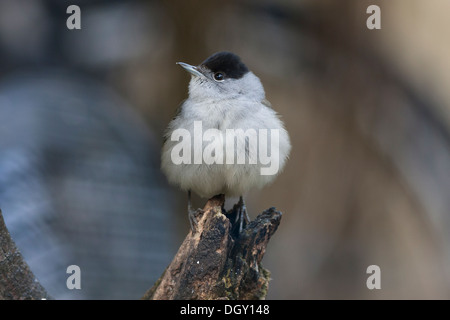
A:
[0,209,51,300]
[143,195,282,300]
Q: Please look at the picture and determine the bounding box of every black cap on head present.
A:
[200,52,249,79]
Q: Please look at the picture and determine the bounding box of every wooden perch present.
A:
[0,196,281,300]
[0,209,51,300]
[142,195,282,300]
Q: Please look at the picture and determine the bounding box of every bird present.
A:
[161,51,291,232]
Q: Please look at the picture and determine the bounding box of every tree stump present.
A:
[143,194,282,300]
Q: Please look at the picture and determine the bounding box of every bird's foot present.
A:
[188,208,204,233]
[234,197,250,234]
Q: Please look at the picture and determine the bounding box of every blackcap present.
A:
[161,51,291,231]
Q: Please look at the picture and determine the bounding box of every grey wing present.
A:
[163,99,186,144]
[173,98,187,119]
[261,98,273,109]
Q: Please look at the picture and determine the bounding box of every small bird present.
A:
[161,51,291,231]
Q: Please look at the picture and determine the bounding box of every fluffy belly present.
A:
[163,162,275,198]
[161,114,290,199]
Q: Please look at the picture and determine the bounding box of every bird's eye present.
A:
[213,72,225,81]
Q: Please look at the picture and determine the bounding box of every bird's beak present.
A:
[176,62,204,78]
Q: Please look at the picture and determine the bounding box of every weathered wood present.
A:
[0,209,51,300]
[143,195,282,300]
[1,196,281,300]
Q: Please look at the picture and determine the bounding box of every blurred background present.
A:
[0,0,449,299]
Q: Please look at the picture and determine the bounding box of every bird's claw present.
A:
[188,208,203,232]
[235,198,250,234]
